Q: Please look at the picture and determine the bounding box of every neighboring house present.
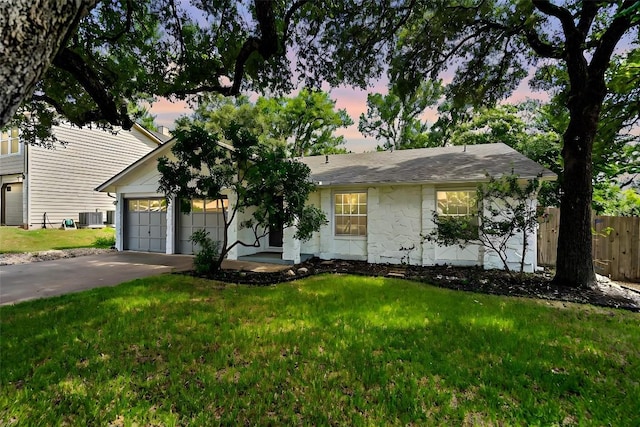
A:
[97,141,556,272]
[0,123,166,229]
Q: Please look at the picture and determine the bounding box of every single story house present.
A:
[97,141,556,272]
[0,123,167,229]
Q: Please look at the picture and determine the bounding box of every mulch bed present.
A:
[201,258,640,312]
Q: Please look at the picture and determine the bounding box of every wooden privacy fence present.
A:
[537,207,640,282]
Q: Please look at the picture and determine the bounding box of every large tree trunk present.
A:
[0,0,98,127]
[552,98,600,288]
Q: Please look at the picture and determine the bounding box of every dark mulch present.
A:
[202,258,640,312]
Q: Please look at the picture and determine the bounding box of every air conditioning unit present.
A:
[106,210,115,226]
[78,212,104,228]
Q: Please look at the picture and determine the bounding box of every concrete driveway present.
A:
[0,252,195,306]
[0,252,292,306]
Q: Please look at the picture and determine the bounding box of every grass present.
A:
[0,227,115,253]
[1,274,639,426]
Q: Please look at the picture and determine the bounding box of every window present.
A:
[0,128,20,156]
[437,190,477,217]
[436,190,479,238]
[128,199,167,212]
[190,198,228,213]
[335,192,367,236]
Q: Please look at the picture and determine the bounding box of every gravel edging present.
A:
[0,248,117,265]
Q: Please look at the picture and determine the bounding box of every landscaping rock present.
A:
[0,248,116,266]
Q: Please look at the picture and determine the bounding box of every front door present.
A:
[268,197,284,248]
[269,223,283,247]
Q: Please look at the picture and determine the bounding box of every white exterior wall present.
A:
[315,187,367,261]
[293,183,534,272]
[299,191,321,255]
[482,198,538,273]
[27,125,157,229]
[282,219,301,264]
[367,185,423,265]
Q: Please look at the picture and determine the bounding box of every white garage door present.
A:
[1,183,23,226]
[125,199,167,252]
[178,198,227,254]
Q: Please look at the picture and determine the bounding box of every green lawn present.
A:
[0,227,115,253]
[1,274,639,426]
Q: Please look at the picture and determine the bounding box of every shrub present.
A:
[93,235,116,248]
[190,229,221,276]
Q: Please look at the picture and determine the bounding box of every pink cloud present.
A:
[148,99,193,128]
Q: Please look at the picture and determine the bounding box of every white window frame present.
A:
[333,191,367,238]
[436,189,478,218]
[0,128,20,157]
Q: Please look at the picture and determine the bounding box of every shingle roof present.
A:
[299,143,556,186]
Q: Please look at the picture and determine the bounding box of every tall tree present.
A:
[530,50,640,213]
[257,88,353,157]
[3,0,412,136]
[358,80,442,150]
[0,0,99,126]
[391,1,639,288]
[181,90,352,157]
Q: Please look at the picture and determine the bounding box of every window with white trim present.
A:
[0,128,20,156]
[436,190,477,217]
[436,190,479,238]
[334,192,367,236]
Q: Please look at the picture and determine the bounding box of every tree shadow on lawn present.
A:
[2,275,637,425]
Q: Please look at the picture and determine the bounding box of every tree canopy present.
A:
[2,0,411,136]
[177,89,352,157]
[358,80,442,151]
[158,123,326,272]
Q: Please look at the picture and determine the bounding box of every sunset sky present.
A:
[149,75,547,153]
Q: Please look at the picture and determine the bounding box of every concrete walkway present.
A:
[0,252,289,306]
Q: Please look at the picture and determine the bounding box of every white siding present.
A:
[27,125,157,228]
[0,143,25,175]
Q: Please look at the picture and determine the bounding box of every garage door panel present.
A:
[206,225,223,242]
[149,214,162,226]
[127,212,139,226]
[149,238,164,252]
[178,205,225,255]
[138,238,150,250]
[149,224,164,239]
[124,199,166,253]
[192,214,206,227]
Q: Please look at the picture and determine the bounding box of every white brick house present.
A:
[98,142,555,273]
